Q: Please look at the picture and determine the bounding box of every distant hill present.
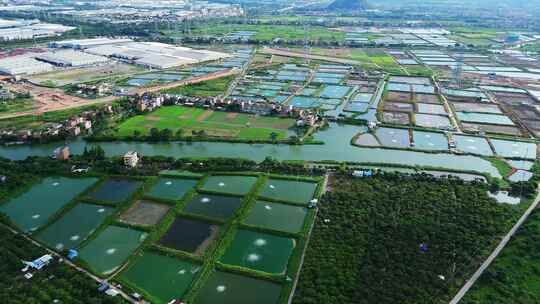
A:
[327,0,369,11]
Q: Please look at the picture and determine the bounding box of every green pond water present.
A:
[219,229,295,274]
[200,176,258,195]
[88,179,143,204]
[184,194,243,220]
[121,252,200,304]
[146,178,198,201]
[36,203,113,251]
[1,177,98,232]
[260,179,317,204]
[244,201,308,234]
[0,124,501,178]
[194,271,282,304]
[79,225,147,275]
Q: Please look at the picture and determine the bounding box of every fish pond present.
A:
[193,271,282,304]
[146,178,198,201]
[79,225,147,275]
[244,201,308,234]
[260,179,318,204]
[88,179,142,204]
[36,203,113,251]
[183,194,244,221]
[1,177,98,232]
[121,252,200,304]
[200,175,258,195]
[219,229,295,274]
[159,217,219,254]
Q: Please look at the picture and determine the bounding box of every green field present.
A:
[115,106,295,141]
[168,24,346,42]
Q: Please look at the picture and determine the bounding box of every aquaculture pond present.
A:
[88,179,142,204]
[412,130,449,151]
[146,178,198,201]
[456,112,515,126]
[0,123,502,178]
[244,201,308,234]
[375,127,411,148]
[119,200,170,226]
[36,203,113,251]
[121,252,200,304]
[194,271,282,304]
[79,225,147,275]
[159,217,219,254]
[453,135,493,156]
[219,229,295,274]
[200,175,258,195]
[260,179,318,204]
[490,139,537,159]
[0,177,98,232]
[183,194,243,221]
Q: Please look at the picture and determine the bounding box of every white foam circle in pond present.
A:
[178,269,186,275]
[32,214,40,219]
[106,248,116,255]
[55,243,64,250]
[166,181,173,185]
[254,238,267,246]
[97,208,105,213]
[216,285,226,293]
[52,182,60,186]
[201,197,211,203]
[218,182,225,187]
[264,205,272,210]
[269,185,275,189]
[247,253,260,262]
[70,235,80,241]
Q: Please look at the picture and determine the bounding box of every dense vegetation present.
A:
[463,209,540,304]
[0,223,125,304]
[293,173,517,304]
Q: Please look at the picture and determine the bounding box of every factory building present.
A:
[36,50,109,67]
[84,41,231,69]
[0,55,54,75]
[49,37,134,49]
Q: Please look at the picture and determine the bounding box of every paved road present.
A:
[449,187,540,304]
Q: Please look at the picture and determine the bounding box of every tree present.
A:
[175,129,184,139]
[159,128,172,141]
[270,132,278,142]
[133,130,141,138]
[149,128,160,141]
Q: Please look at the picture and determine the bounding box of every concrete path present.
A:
[449,187,540,304]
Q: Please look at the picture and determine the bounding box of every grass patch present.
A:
[162,76,234,97]
[114,106,295,141]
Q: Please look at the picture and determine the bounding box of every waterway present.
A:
[0,123,501,178]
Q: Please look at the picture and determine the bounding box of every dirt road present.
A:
[0,68,239,120]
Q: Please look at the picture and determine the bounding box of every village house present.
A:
[123,151,139,168]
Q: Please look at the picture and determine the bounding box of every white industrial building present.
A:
[85,41,232,69]
[49,37,134,49]
[36,50,109,67]
[0,55,55,75]
[0,18,75,41]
